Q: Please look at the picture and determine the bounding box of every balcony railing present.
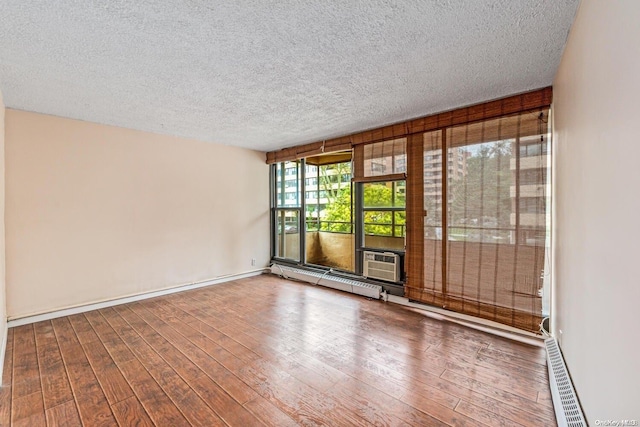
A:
[305,220,353,234]
[302,220,406,237]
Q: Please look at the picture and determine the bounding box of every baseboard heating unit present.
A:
[270,264,381,299]
[545,337,587,426]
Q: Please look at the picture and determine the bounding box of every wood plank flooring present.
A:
[0,274,556,426]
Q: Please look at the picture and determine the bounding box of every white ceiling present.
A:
[0,0,578,152]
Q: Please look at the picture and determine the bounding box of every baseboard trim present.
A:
[0,322,7,383]
[7,269,268,328]
[386,294,544,347]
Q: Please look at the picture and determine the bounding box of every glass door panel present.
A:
[275,210,300,261]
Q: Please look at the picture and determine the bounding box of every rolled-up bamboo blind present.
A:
[352,138,407,182]
[265,87,552,164]
[406,130,444,303]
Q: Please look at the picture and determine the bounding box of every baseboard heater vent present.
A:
[545,337,586,426]
[270,264,382,299]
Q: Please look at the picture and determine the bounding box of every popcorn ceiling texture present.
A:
[0,0,578,151]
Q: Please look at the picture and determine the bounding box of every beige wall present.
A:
[5,110,270,319]
[0,89,6,375]
[553,0,640,422]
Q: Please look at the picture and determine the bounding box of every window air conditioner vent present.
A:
[363,251,400,283]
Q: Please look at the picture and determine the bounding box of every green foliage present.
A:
[363,183,405,236]
[319,182,406,236]
[317,162,351,204]
[321,186,353,232]
[309,160,406,236]
[449,142,512,229]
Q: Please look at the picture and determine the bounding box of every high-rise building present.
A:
[511,134,550,245]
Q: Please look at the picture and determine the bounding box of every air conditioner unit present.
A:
[363,251,401,283]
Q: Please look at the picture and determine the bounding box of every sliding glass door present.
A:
[407,110,551,332]
[304,160,354,271]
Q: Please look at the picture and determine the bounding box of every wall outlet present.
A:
[251,258,256,266]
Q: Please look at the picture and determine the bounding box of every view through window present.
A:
[363,181,406,251]
[305,161,354,271]
[411,110,551,331]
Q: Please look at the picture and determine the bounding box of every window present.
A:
[273,161,302,261]
[519,197,546,214]
[267,88,552,332]
[411,110,551,332]
[275,161,300,207]
[275,210,300,260]
[520,140,548,157]
[371,162,385,173]
[447,138,515,244]
[362,180,406,250]
[362,138,407,178]
[520,169,548,185]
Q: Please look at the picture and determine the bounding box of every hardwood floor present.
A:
[0,274,556,426]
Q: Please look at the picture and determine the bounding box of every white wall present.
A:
[553,0,640,422]
[5,110,270,319]
[0,88,6,381]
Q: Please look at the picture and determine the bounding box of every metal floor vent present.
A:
[270,264,382,299]
[545,338,587,426]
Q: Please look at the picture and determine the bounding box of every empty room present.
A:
[0,0,638,426]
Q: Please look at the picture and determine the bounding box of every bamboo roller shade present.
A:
[405,109,550,332]
[352,138,407,182]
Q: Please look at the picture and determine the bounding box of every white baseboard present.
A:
[0,322,7,383]
[7,269,268,328]
[386,294,544,347]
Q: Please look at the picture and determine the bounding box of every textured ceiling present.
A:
[0,0,578,151]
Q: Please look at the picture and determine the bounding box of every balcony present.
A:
[278,221,404,272]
